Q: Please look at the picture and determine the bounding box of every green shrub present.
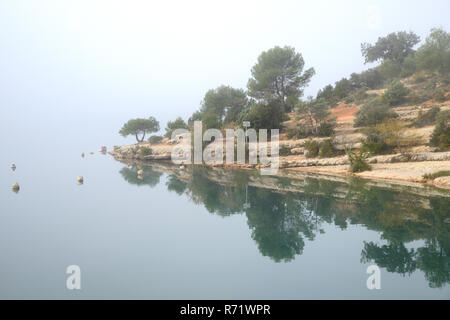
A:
[140,146,153,156]
[382,80,410,106]
[409,94,429,105]
[411,106,440,128]
[148,135,164,144]
[347,150,371,173]
[360,119,419,155]
[354,87,369,104]
[423,170,450,180]
[279,144,291,156]
[377,60,402,80]
[318,121,336,137]
[319,139,338,158]
[430,110,450,150]
[304,140,320,158]
[354,97,397,127]
[360,126,389,155]
[286,129,297,139]
[344,95,355,104]
[399,55,417,77]
[296,124,312,139]
[433,90,447,102]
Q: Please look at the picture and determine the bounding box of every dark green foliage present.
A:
[361,119,417,154]
[165,117,188,138]
[119,117,160,142]
[400,54,417,77]
[318,139,338,158]
[279,144,291,156]
[119,167,162,187]
[166,176,188,195]
[347,150,371,172]
[201,108,222,130]
[358,69,386,89]
[247,46,315,112]
[304,140,320,158]
[360,126,389,155]
[286,128,297,139]
[377,60,402,80]
[349,69,386,90]
[287,124,312,139]
[354,97,397,127]
[382,80,410,106]
[411,106,440,128]
[409,93,430,105]
[190,86,248,129]
[204,86,248,124]
[148,135,164,144]
[415,28,450,75]
[333,78,352,100]
[344,95,355,104]
[244,100,284,131]
[423,170,450,180]
[430,110,450,150]
[317,121,336,137]
[434,90,447,102]
[354,87,369,103]
[316,84,335,101]
[139,146,153,156]
[296,98,336,137]
[361,31,420,65]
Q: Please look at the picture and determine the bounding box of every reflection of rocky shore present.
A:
[118,159,450,288]
[110,142,450,189]
[118,158,450,199]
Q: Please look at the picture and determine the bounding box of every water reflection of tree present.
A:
[361,241,417,275]
[119,166,162,187]
[118,163,450,287]
[164,167,449,282]
[245,188,321,262]
[166,175,187,195]
[360,197,450,288]
[186,167,247,216]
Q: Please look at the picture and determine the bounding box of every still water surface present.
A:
[0,151,449,299]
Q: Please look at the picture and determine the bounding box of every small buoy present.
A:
[137,169,143,175]
[12,182,20,191]
[81,153,85,158]
[77,176,84,183]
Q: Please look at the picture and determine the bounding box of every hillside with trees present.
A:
[116,27,450,186]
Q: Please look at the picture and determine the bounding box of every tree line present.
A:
[119,27,449,145]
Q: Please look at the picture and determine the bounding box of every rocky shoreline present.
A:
[110,140,450,190]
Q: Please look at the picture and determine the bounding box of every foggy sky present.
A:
[0,0,449,151]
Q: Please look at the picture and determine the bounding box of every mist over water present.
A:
[1,1,450,300]
[1,154,449,299]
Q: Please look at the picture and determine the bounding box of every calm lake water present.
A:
[0,150,449,299]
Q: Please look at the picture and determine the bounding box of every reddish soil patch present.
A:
[330,104,360,124]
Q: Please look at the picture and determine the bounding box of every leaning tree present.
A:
[119,117,160,142]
